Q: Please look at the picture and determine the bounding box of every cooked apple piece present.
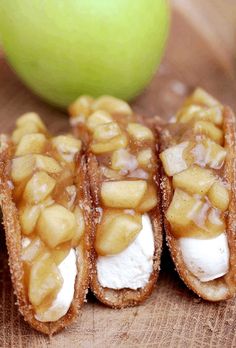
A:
[137,148,153,168]
[137,184,158,213]
[160,142,190,176]
[68,95,94,117]
[15,133,47,156]
[19,204,41,235]
[101,180,147,208]
[178,105,223,126]
[166,189,205,238]
[111,149,138,172]
[92,96,132,116]
[29,252,63,307]
[90,134,128,154]
[23,171,56,204]
[51,243,70,265]
[39,196,55,209]
[11,155,35,183]
[184,88,220,108]
[16,112,47,132]
[202,139,226,169]
[93,122,121,142]
[173,165,215,195]
[194,121,223,144]
[71,206,85,247]
[95,213,142,256]
[12,123,41,144]
[191,139,226,169]
[206,208,226,234]
[37,204,76,248]
[176,105,203,123]
[207,182,230,211]
[127,123,154,141]
[197,106,223,126]
[63,185,77,209]
[52,135,81,161]
[35,155,62,173]
[21,237,46,263]
[87,110,113,132]
[100,166,122,180]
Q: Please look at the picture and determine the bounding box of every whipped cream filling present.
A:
[179,233,229,282]
[96,214,154,290]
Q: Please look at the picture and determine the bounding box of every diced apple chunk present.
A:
[29,252,63,307]
[52,135,81,161]
[101,180,147,208]
[127,123,154,141]
[137,184,158,212]
[12,123,40,144]
[11,155,35,183]
[159,142,189,176]
[100,166,122,180]
[207,182,230,211]
[71,206,85,247]
[23,171,56,204]
[87,110,113,132]
[111,149,138,172]
[177,105,223,126]
[206,208,226,234]
[19,204,41,235]
[95,213,142,256]
[21,237,46,263]
[202,139,226,169]
[15,133,47,156]
[90,134,128,154]
[16,112,47,132]
[173,165,215,195]
[184,88,220,108]
[51,244,70,265]
[176,105,203,123]
[166,189,204,238]
[37,204,76,248]
[92,96,132,116]
[194,121,223,144]
[35,155,62,173]
[93,122,121,142]
[68,95,94,117]
[137,148,153,168]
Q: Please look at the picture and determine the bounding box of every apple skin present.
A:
[0,0,169,108]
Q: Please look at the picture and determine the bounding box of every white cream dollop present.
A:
[179,233,229,282]
[96,214,154,290]
[35,249,77,322]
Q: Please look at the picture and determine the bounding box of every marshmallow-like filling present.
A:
[179,233,229,282]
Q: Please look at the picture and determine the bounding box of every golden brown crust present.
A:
[88,141,163,309]
[159,107,236,301]
[0,136,91,335]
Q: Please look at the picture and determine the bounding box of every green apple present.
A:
[0,0,169,108]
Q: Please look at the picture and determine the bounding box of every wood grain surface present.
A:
[1,1,236,347]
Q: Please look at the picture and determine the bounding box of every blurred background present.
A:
[0,0,236,124]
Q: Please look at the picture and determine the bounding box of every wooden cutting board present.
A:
[1,1,236,347]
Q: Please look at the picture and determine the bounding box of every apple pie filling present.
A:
[10,113,84,322]
[160,89,230,282]
[69,96,157,289]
